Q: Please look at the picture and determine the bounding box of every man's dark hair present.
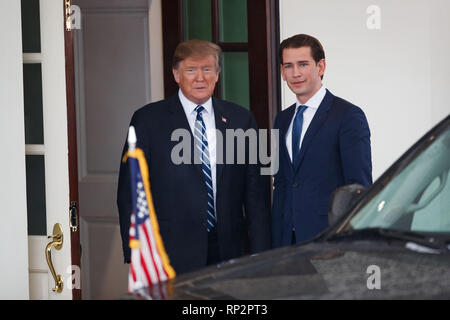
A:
[279,34,325,64]
[280,34,325,79]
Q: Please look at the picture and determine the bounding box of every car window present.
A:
[411,169,450,232]
[349,128,450,233]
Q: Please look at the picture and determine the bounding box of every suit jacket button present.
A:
[293,182,299,188]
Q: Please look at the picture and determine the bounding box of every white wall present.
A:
[429,0,450,126]
[0,1,30,299]
[280,0,450,179]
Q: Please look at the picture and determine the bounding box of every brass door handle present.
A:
[45,223,64,293]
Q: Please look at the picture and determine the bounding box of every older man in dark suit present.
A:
[117,39,270,274]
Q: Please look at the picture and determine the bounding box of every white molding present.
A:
[29,269,48,274]
[74,27,86,182]
[25,144,45,155]
[28,236,49,271]
[23,53,42,64]
[148,0,164,102]
[74,8,151,180]
[0,0,30,300]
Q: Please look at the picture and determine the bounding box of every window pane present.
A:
[26,155,47,236]
[219,0,248,42]
[23,64,44,144]
[220,52,250,109]
[184,0,212,41]
[21,0,41,53]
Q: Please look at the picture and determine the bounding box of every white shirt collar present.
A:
[296,85,326,110]
[178,89,213,115]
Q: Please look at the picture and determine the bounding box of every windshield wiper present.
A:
[327,228,447,251]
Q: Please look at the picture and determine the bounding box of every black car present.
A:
[128,114,450,300]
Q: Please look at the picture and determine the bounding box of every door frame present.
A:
[64,0,82,300]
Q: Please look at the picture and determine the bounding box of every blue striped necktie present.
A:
[194,105,216,232]
[292,105,308,166]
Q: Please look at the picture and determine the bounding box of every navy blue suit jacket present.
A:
[272,89,372,248]
[117,94,271,274]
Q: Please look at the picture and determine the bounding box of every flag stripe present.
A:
[139,224,160,283]
[139,251,152,285]
[136,149,175,279]
[142,221,167,282]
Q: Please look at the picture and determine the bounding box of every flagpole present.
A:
[128,126,137,152]
[127,125,140,292]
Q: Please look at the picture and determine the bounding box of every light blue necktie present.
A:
[292,105,308,166]
[194,106,216,232]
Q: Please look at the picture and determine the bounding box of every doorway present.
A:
[73,0,279,299]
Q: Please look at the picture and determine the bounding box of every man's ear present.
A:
[280,64,287,81]
[317,59,326,78]
[214,68,220,83]
[172,68,180,84]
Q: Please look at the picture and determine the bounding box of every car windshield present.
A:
[347,125,450,234]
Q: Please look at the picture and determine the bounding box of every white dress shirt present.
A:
[286,85,327,162]
[178,89,217,210]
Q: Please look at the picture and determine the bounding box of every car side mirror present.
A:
[328,184,366,226]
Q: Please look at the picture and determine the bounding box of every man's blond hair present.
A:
[172,39,222,71]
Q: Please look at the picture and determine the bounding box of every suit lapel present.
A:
[167,94,204,179]
[212,98,227,189]
[293,90,334,174]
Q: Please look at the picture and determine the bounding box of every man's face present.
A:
[281,46,325,104]
[173,55,219,105]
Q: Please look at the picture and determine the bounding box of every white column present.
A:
[0,0,30,299]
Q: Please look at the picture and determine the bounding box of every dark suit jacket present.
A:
[272,89,372,248]
[117,94,271,274]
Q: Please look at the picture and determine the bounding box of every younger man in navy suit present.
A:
[272,34,372,248]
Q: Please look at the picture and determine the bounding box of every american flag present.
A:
[125,129,175,297]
